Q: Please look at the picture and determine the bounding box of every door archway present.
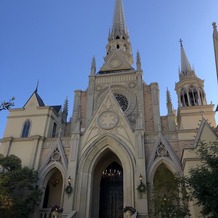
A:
[42,168,63,208]
[90,149,125,218]
[99,161,123,218]
[78,136,135,218]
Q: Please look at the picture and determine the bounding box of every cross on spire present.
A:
[179,39,183,47]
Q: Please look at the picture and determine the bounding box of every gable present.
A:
[147,133,182,181]
[24,91,45,108]
[194,118,218,146]
[100,50,133,72]
[38,138,68,176]
[81,90,135,152]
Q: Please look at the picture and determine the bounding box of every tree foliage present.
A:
[0,154,42,218]
[0,97,15,111]
[185,141,218,218]
[152,164,190,218]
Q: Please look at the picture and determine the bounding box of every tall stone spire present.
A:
[100,0,133,73]
[110,0,128,40]
[175,40,207,107]
[179,39,195,80]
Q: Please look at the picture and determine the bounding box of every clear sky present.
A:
[0,0,218,138]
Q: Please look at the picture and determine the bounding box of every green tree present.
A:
[0,154,41,218]
[0,97,15,111]
[185,141,218,218]
[152,164,190,218]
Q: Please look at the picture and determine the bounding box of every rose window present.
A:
[114,94,128,111]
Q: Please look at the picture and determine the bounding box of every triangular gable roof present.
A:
[100,50,133,72]
[193,117,218,147]
[147,132,181,178]
[82,90,135,149]
[38,137,68,176]
[23,90,45,108]
[23,90,62,114]
[52,105,62,114]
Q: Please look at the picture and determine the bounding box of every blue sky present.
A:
[0,0,218,138]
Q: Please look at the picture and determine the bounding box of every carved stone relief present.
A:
[97,110,119,130]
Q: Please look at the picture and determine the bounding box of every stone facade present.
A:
[0,1,217,218]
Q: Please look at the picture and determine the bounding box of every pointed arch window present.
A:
[21,120,31,137]
[180,88,188,107]
[188,85,198,106]
[199,88,206,105]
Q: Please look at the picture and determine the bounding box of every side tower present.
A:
[0,88,67,169]
[175,40,216,138]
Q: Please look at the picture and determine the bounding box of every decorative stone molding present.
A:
[49,148,62,164]
[95,84,103,92]
[96,85,136,116]
[128,81,137,89]
[43,138,71,148]
[97,110,119,130]
[96,73,137,85]
[145,133,178,143]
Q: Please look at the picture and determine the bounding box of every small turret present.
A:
[175,40,216,131]
[90,56,96,76]
[136,51,142,71]
[166,88,173,115]
[175,40,207,107]
[62,97,68,124]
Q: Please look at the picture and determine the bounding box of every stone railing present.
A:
[39,209,77,218]
[39,208,50,218]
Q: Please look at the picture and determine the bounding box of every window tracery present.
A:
[114,93,128,111]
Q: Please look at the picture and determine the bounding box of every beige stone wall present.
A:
[81,91,87,129]
[181,122,218,217]
[143,84,154,132]
[178,104,216,131]
[0,136,44,170]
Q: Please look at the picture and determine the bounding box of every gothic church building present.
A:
[1,0,217,218]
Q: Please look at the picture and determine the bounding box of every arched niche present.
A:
[76,136,135,218]
[38,163,66,209]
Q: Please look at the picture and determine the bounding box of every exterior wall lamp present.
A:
[137,174,146,197]
[65,176,73,195]
[68,176,71,185]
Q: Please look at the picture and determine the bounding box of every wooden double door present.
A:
[99,162,123,218]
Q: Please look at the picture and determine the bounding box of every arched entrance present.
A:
[78,136,135,218]
[42,168,63,208]
[90,148,126,218]
[99,161,123,218]
[153,164,182,217]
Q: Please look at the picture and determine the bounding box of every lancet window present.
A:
[21,120,31,137]
[180,88,188,107]
[180,85,206,107]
